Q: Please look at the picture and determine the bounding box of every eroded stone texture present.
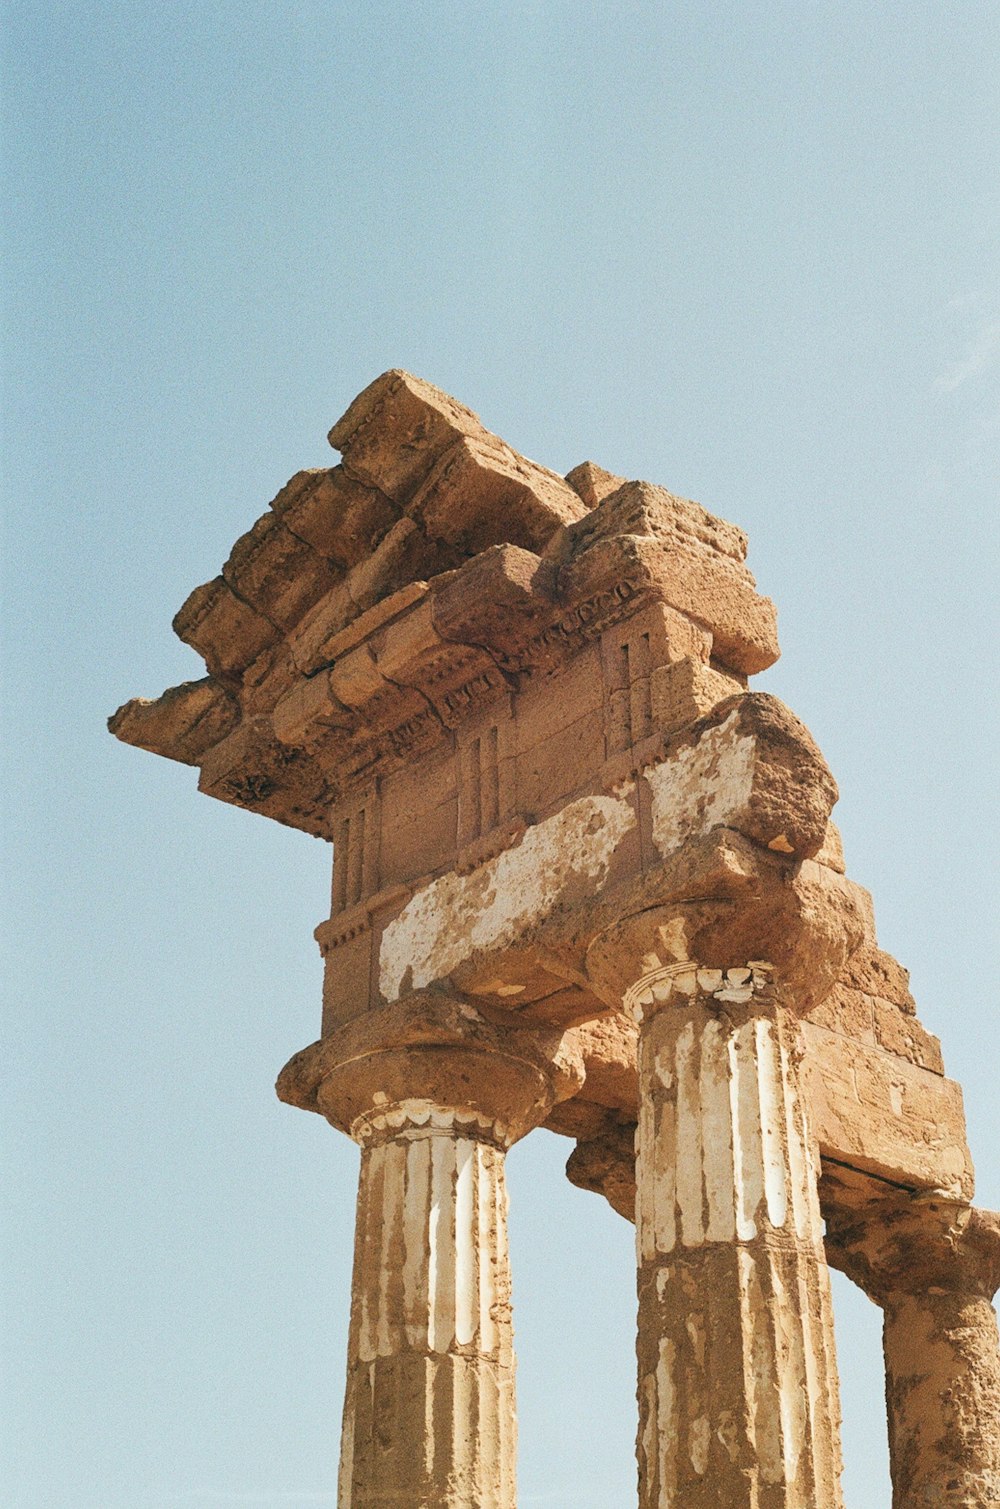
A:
[584,878,848,1509]
[825,1176,1000,1509]
[111,371,993,1508]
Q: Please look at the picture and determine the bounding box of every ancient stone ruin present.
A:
[111,371,1000,1508]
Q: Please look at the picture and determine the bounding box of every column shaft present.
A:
[883,1289,1000,1508]
[632,967,843,1509]
[338,1103,515,1509]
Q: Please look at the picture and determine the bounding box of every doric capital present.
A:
[583,865,860,1017]
[621,957,778,1024]
[825,1189,1000,1304]
[276,990,584,1148]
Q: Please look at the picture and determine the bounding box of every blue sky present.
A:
[3,4,999,1506]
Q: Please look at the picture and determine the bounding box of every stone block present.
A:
[814,819,846,874]
[328,369,487,503]
[408,434,587,555]
[841,942,915,1012]
[560,533,779,675]
[569,1013,640,1111]
[807,981,876,1046]
[649,656,744,736]
[347,517,453,615]
[515,709,609,819]
[430,544,558,661]
[556,1017,971,1217]
[801,1020,972,1197]
[270,466,398,568]
[643,693,838,861]
[320,929,374,1030]
[173,576,279,680]
[108,678,239,766]
[271,670,353,752]
[221,511,341,632]
[565,1126,637,1220]
[872,997,945,1074]
[560,478,749,564]
[564,460,627,509]
[378,748,459,889]
[197,718,333,838]
[516,641,604,745]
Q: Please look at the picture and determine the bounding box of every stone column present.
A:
[624,960,843,1509]
[826,1195,1000,1508]
[277,994,582,1509]
[337,1100,516,1509]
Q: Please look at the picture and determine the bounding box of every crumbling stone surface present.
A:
[112,371,994,1509]
[824,1176,1000,1508]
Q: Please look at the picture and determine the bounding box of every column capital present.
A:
[276,989,584,1147]
[623,956,778,1023]
[583,845,862,1014]
[825,1189,1000,1304]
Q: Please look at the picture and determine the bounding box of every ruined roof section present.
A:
[109,370,780,837]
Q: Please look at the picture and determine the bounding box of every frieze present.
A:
[494,576,642,672]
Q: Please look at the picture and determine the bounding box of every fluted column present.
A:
[338,1100,515,1509]
[277,993,583,1509]
[826,1196,1000,1508]
[626,960,843,1509]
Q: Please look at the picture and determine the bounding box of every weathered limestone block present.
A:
[825,1183,1000,1509]
[871,997,944,1072]
[643,694,838,860]
[108,677,238,765]
[286,520,450,677]
[429,543,558,665]
[555,477,750,564]
[840,941,916,1013]
[559,530,779,675]
[564,459,627,509]
[277,994,583,1509]
[271,668,349,749]
[566,1123,637,1220]
[172,575,279,680]
[328,369,487,503]
[648,654,744,737]
[196,717,333,837]
[221,510,342,632]
[407,433,586,556]
[802,1021,973,1198]
[269,466,398,568]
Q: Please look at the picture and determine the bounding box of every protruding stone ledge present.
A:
[108,677,239,765]
[275,990,584,1142]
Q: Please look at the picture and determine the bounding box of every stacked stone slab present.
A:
[111,371,999,1509]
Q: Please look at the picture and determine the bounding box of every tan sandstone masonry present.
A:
[109,369,999,1507]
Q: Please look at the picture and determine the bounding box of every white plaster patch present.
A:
[646,710,756,856]
[379,790,636,999]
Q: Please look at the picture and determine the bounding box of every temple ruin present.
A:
[111,370,1000,1508]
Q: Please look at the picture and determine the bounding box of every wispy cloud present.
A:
[935,318,1000,393]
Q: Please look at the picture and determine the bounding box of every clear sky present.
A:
[3,3,998,1506]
